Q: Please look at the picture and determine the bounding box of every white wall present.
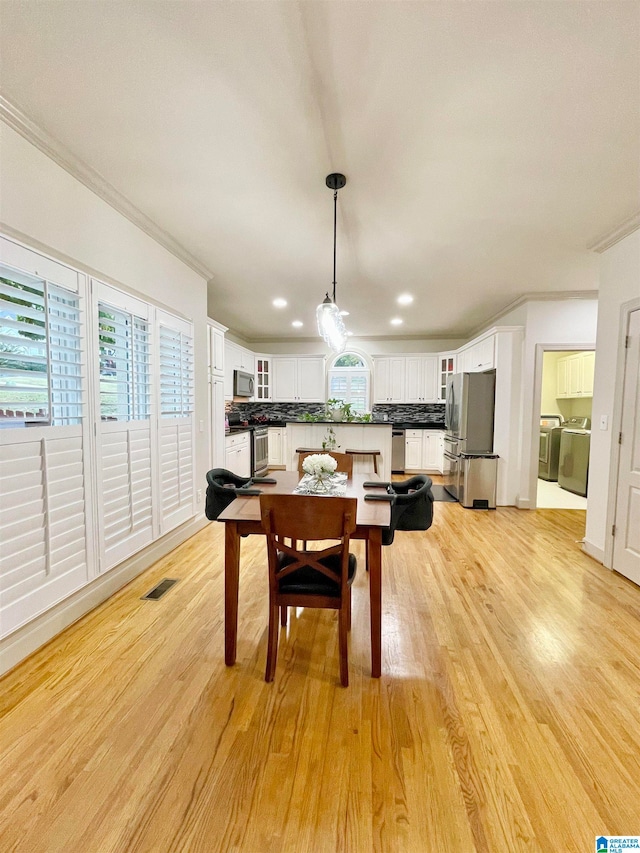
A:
[501,299,598,508]
[0,122,210,670]
[585,229,640,564]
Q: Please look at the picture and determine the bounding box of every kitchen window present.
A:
[0,265,82,427]
[328,352,370,413]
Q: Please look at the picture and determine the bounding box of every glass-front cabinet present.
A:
[255,356,271,401]
[438,353,456,401]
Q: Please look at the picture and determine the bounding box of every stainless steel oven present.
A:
[253,426,268,477]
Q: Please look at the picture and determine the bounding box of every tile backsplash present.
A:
[227,401,444,424]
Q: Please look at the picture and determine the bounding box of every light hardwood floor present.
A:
[1,494,639,852]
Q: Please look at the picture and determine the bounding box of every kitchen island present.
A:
[285,421,393,480]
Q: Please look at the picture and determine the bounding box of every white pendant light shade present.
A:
[316,296,347,353]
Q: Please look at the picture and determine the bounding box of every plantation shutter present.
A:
[0,244,89,638]
[328,369,370,413]
[157,311,195,533]
[0,264,82,426]
[95,282,153,570]
[0,429,90,637]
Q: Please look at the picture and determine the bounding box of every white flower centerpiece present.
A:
[301,453,338,491]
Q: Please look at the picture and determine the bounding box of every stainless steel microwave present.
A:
[233,370,254,397]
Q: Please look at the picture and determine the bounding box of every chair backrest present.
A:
[260,494,357,595]
[260,494,357,543]
[297,451,353,476]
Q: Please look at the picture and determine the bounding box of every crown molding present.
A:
[588,211,640,253]
[0,93,214,281]
[468,289,599,339]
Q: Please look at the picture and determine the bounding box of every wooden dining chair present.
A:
[297,450,353,476]
[259,494,358,687]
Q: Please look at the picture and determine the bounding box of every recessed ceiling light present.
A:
[273,298,287,308]
[292,320,303,328]
[397,294,414,305]
[391,317,403,326]
[339,310,350,316]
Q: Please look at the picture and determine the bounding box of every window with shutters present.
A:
[159,324,194,417]
[0,266,82,427]
[157,313,195,533]
[328,352,370,413]
[98,304,151,421]
[0,244,89,641]
[95,284,153,570]
[0,235,199,641]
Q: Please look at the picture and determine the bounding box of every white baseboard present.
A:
[582,539,606,566]
[0,516,209,677]
[516,497,532,509]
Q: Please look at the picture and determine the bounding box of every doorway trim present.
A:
[603,296,640,567]
[529,342,596,511]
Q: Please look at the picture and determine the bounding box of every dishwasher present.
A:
[391,428,405,473]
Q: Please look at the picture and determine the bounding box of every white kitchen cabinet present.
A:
[268,427,285,467]
[272,357,325,402]
[209,375,226,469]
[255,355,271,401]
[405,356,438,403]
[405,429,444,473]
[373,357,405,403]
[405,431,423,470]
[208,322,226,376]
[460,336,494,373]
[438,353,456,402]
[225,431,251,478]
[556,351,595,398]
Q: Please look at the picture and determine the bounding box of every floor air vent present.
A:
[141,578,180,600]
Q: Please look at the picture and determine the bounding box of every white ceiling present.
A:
[1,1,639,342]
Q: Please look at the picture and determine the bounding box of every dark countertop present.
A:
[225,427,252,436]
[392,422,446,430]
[285,419,393,426]
[282,419,446,428]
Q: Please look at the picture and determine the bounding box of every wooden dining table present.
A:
[216,471,391,678]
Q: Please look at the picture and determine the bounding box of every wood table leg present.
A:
[368,527,382,678]
[225,521,240,666]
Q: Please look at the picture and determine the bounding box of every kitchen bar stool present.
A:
[345,448,381,474]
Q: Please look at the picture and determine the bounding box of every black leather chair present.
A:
[205,468,251,520]
[383,474,435,545]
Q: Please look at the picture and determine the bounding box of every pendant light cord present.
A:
[332,189,338,303]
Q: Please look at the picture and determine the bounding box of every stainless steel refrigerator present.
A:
[443,371,497,503]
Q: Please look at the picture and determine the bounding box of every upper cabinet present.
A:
[208,321,226,376]
[373,357,405,403]
[438,353,456,401]
[556,351,595,398]
[405,356,438,403]
[254,355,271,401]
[272,356,325,402]
[459,336,494,373]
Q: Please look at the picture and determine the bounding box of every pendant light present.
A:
[316,173,348,353]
